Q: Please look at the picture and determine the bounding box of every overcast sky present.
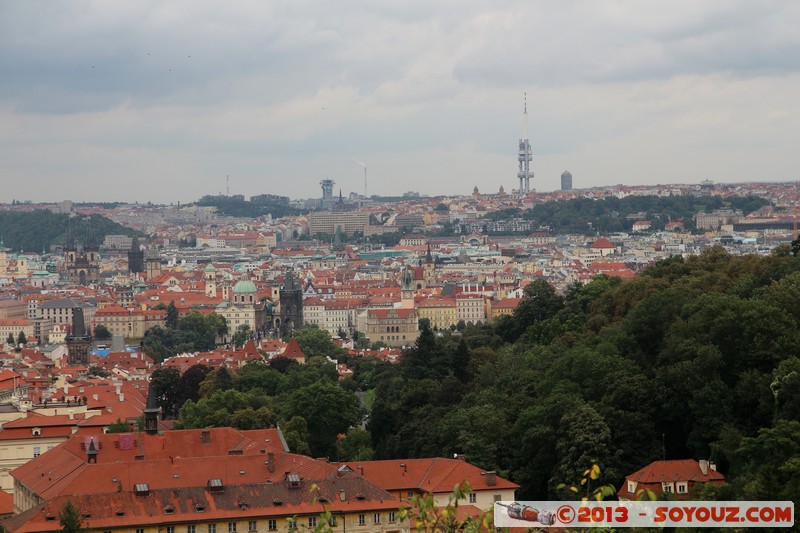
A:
[2,1,800,203]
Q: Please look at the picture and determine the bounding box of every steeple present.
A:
[84,226,99,251]
[87,438,98,463]
[64,222,76,251]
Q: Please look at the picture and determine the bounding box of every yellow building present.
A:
[0,319,34,344]
[416,298,457,330]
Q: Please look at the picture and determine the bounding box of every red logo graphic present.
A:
[557,505,575,524]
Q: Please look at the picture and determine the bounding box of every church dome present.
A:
[232,279,257,294]
[204,263,217,272]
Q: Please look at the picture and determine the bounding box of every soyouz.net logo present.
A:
[494,501,794,528]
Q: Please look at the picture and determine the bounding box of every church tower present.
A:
[204,263,217,297]
[279,271,303,333]
[423,244,436,285]
[400,265,415,307]
[128,237,145,274]
[66,307,92,366]
[63,224,100,285]
[145,245,162,279]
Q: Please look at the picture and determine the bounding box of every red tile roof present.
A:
[339,458,518,494]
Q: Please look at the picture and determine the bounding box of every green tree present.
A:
[149,367,181,419]
[6,332,14,345]
[178,389,272,429]
[165,301,179,329]
[232,324,251,347]
[280,415,312,455]
[736,420,800,502]
[199,367,237,398]
[58,500,87,533]
[552,403,616,497]
[106,418,133,433]
[292,325,346,358]
[179,364,212,405]
[335,427,374,461]
[281,381,362,457]
[18,330,27,345]
[93,324,112,340]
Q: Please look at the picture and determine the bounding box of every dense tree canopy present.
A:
[142,311,227,363]
[366,245,800,504]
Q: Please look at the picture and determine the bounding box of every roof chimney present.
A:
[485,471,497,486]
[698,460,709,475]
[710,462,717,471]
[267,452,275,473]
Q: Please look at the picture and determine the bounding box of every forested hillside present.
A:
[0,210,141,251]
[158,245,800,505]
[516,195,770,233]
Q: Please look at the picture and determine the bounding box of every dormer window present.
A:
[208,478,224,493]
[32,428,41,437]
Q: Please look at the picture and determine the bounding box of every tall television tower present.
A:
[517,92,533,195]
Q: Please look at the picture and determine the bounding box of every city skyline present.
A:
[2,1,800,203]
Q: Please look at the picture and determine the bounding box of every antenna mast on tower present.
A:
[226,175,230,197]
[517,92,533,195]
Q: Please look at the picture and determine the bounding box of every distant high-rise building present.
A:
[516,93,533,195]
[561,170,573,191]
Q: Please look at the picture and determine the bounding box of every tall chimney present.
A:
[698,460,709,475]
[485,471,497,486]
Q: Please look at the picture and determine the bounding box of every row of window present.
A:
[127,512,399,533]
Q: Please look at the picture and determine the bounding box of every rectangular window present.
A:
[248,521,256,532]
[208,525,216,533]
[469,492,477,503]
[167,527,175,533]
[287,519,296,531]
[388,511,396,523]
[267,520,276,531]
[373,513,381,524]
[407,490,414,499]
[308,517,316,528]
[33,447,40,458]
[663,483,673,493]
[493,494,502,502]
[358,514,365,525]
[188,526,196,533]
[228,523,237,533]
[137,529,145,533]
[677,482,687,494]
